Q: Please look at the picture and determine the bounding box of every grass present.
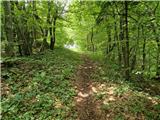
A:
[1,47,81,120]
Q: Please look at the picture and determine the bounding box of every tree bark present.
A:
[151,2,160,76]
[120,12,126,76]
[124,1,130,80]
[142,25,146,71]
[3,1,14,56]
[50,17,57,50]
[90,27,94,52]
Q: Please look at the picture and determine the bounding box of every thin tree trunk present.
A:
[120,13,126,76]
[86,34,90,51]
[151,2,160,77]
[40,29,49,52]
[90,27,94,52]
[113,12,121,68]
[124,1,130,80]
[40,1,50,51]
[142,25,146,71]
[118,16,123,69]
[32,1,36,51]
[154,27,160,76]
[50,17,57,50]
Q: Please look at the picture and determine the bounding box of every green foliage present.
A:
[86,51,104,62]
[101,104,111,111]
[1,47,81,119]
[114,84,130,97]
[2,1,160,119]
[114,114,125,120]
[95,93,105,100]
[153,103,160,111]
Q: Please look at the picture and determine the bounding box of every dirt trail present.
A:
[74,55,102,120]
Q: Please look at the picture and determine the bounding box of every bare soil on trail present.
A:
[73,55,104,120]
[72,55,160,120]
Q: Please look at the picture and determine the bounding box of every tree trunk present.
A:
[118,16,123,69]
[124,1,130,80]
[142,25,146,71]
[120,12,126,77]
[15,1,31,56]
[3,1,14,56]
[113,12,121,68]
[151,3,160,77]
[40,29,49,52]
[50,17,57,50]
[90,27,94,52]
[154,26,160,77]
[86,34,90,51]
[40,1,51,51]
[32,1,37,49]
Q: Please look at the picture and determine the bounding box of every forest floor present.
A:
[73,55,160,120]
[1,47,160,120]
[74,55,102,120]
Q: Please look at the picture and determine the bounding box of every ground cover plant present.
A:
[1,1,160,120]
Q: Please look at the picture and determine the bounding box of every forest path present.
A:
[73,55,103,120]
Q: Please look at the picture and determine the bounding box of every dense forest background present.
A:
[1,1,160,120]
[1,1,160,80]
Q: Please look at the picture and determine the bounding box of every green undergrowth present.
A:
[90,56,160,120]
[90,53,160,96]
[1,47,81,120]
[84,52,160,120]
[86,51,104,63]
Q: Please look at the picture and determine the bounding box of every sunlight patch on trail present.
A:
[78,92,89,98]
